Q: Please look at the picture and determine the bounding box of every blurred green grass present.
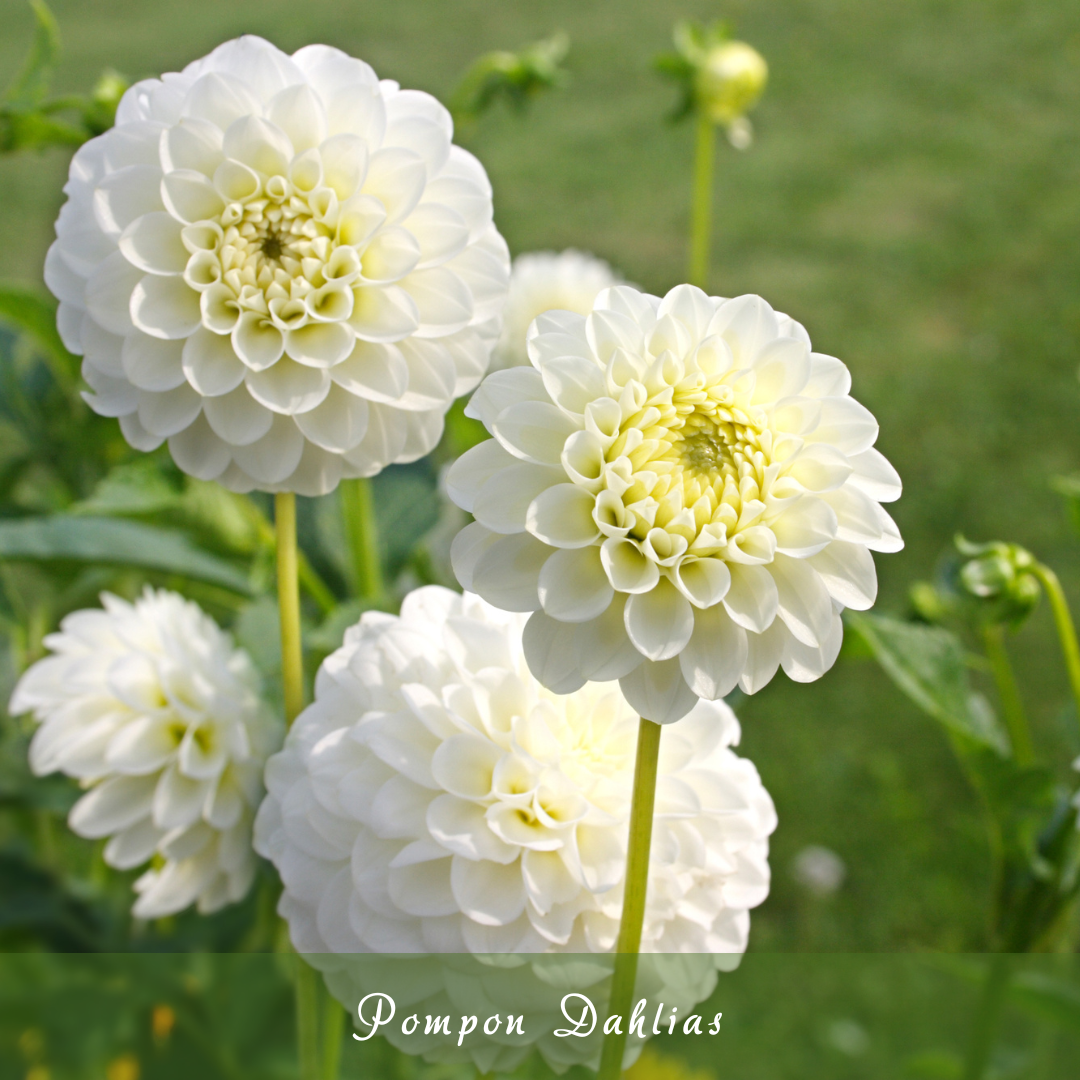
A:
[1,0,1079,952]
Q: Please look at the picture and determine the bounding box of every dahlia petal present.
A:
[294,384,369,451]
[130,274,202,339]
[160,117,224,175]
[341,401,409,475]
[402,409,444,464]
[203,383,274,445]
[122,332,186,391]
[624,579,694,661]
[364,147,427,223]
[769,496,838,556]
[284,321,355,368]
[383,114,451,177]
[69,774,157,838]
[266,84,328,152]
[450,521,500,592]
[655,283,714,340]
[331,340,409,403]
[44,242,86,307]
[85,250,142,335]
[522,611,587,694]
[232,312,285,371]
[212,158,260,202]
[55,202,114,277]
[137,384,202,437]
[119,211,188,275]
[750,336,811,403]
[429,736,501,801]
[769,554,833,648]
[572,597,640,681]
[601,537,661,594]
[823,486,903,550]
[169,413,232,479]
[222,114,293,175]
[679,604,748,700]
[119,411,165,451]
[619,658,697,724]
[81,318,125,376]
[784,443,853,492]
[320,132,369,199]
[402,203,469,268]
[401,266,473,336]
[723,563,779,633]
[324,83,386,144]
[671,556,731,608]
[246,357,331,414]
[104,818,163,870]
[586,308,645,364]
[739,621,785,695]
[387,856,458,918]
[94,164,165,238]
[445,439,517,513]
[422,176,492,242]
[804,352,852,397]
[493,401,580,466]
[81,363,137,416]
[473,463,562,535]
[540,356,608,416]
[807,540,878,610]
[182,326,247,396]
[451,855,527,926]
[538,547,613,623]
[465,366,547,429]
[709,294,779,364]
[359,226,420,283]
[348,284,420,343]
[779,610,843,683]
[232,413,305,484]
[397,338,456,410]
[428,794,517,863]
[161,168,227,224]
[527,484,599,549]
[806,396,879,455]
[180,71,263,129]
[285,441,344,497]
[522,848,581,914]
[470,532,548,613]
[848,447,902,502]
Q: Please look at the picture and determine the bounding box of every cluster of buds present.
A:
[655,20,768,148]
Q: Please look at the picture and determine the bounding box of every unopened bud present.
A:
[955,536,1040,628]
[694,41,768,127]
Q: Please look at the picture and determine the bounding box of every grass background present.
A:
[1,0,1079,961]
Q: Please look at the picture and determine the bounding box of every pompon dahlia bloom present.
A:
[448,285,902,722]
[10,589,280,918]
[492,250,622,371]
[46,35,509,496]
[254,586,775,955]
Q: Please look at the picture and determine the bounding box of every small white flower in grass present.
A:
[447,284,903,722]
[10,588,280,918]
[792,845,846,896]
[492,250,623,371]
[254,585,775,954]
[47,35,509,496]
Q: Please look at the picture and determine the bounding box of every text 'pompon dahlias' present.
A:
[47,36,510,495]
[254,586,775,954]
[448,285,902,722]
[10,589,280,918]
[492,250,622,371]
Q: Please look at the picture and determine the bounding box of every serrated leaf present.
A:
[846,613,1010,754]
[0,515,252,594]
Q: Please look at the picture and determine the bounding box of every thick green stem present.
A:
[1032,562,1080,740]
[980,624,1034,765]
[340,477,384,601]
[961,954,1012,1080]
[295,955,321,1080]
[321,990,344,1080]
[597,719,662,1080]
[275,493,304,727]
[688,114,716,289]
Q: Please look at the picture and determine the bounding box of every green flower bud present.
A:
[955,536,1040,628]
[694,41,768,127]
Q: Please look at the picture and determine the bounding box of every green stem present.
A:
[340,477,384,601]
[980,624,1034,765]
[597,719,662,1080]
[321,989,344,1080]
[688,113,716,289]
[295,955,321,1080]
[961,954,1012,1080]
[1032,562,1080,740]
[275,493,305,727]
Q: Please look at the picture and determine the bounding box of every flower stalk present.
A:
[688,113,716,288]
[295,954,321,1080]
[980,623,1034,766]
[1031,562,1080,740]
[275,493,305,728]
[597,718,662,1080]
[340,478,384,601]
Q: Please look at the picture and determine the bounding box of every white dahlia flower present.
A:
[492,250,622,371]
[46,35,510,496]
[254,585,775,956]
[448,285,902,722]
[10,589,280,918]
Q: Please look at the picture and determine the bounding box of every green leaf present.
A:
[846,612,1010,754]
[0,515,253,594]
[0,282,74,375]
[3,0,60,107]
